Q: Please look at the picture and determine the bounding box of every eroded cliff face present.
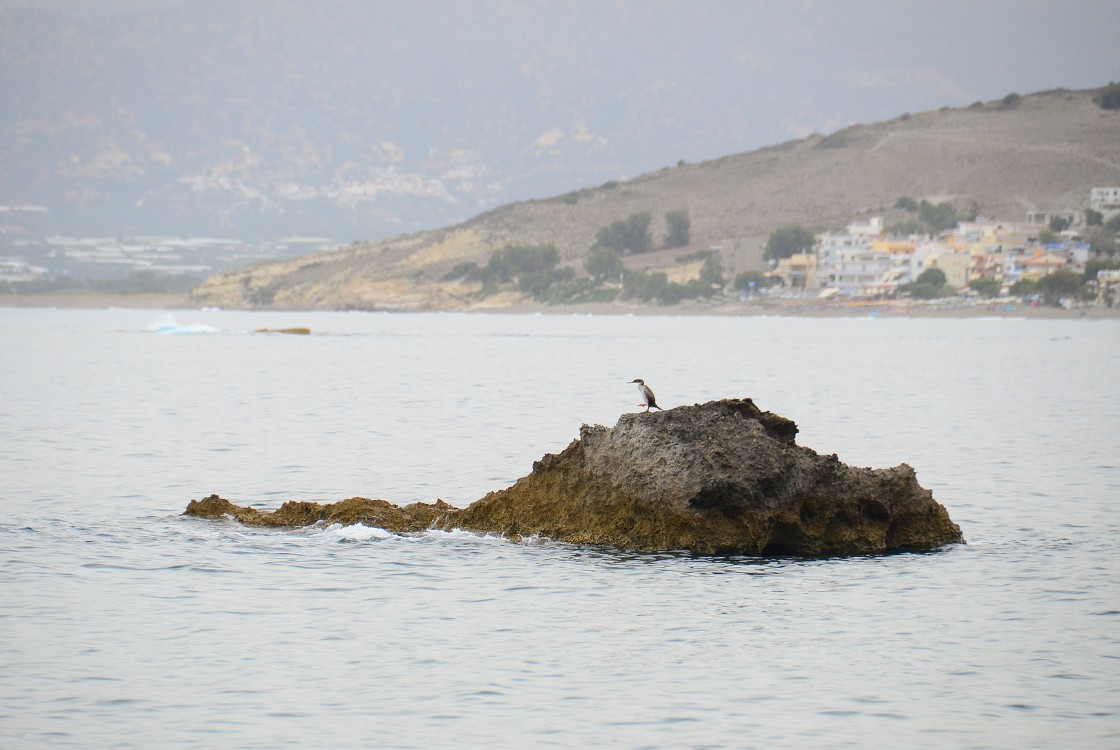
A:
[185,399,963,557]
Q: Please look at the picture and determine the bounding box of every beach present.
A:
[4,290,1116,319]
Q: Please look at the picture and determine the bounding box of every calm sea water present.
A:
[1,307,1117,749]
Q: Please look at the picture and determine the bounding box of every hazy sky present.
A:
[6,0,1116,149]
[2,0,1118,237]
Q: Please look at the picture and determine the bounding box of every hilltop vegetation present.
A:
[189,87,1120,311]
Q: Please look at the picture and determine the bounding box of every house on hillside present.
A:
[1096,269,1120,306]
[1054,242,1093,272]
[949,219,1024,256]
[814,217,932,295]
[1026,209,1080,227]
[846,216,884,237]
[1090,187,1120,220]
[1019,251,1068,279]
[771,252,817,290]
[712,238,766,277]
[928,251,971,290]
[872,238,934,288]
[816,224,872,293]
[819,246,895,295]
[970,245,1031,286]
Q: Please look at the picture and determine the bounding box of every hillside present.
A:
[190,87,1120,311]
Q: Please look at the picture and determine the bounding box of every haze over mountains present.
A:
[2,0,1118,241]
[188,88,1120,311]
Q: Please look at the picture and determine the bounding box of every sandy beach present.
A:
[3,290,1117,319]
[0,292,192,310]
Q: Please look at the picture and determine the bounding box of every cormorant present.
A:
[630,378,663,412]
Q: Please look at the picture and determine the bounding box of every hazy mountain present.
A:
[187,87,1120,311]
[2,0,1117,240]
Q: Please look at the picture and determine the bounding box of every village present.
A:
[0,229,337,285]
[722,187,1120,309]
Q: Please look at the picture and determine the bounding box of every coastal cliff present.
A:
[185,399,963,556]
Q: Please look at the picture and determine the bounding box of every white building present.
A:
[815,218,910,294]
[816,231,868,286]
[828,249,896,294]
[1025,209,1080,227]
[1090,187,1120,220]
[846,216,884,237]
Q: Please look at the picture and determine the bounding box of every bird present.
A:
[630,378,663,412]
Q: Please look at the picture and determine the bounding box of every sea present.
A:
[1,307,1117,749]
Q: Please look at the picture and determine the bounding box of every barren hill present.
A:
[190,87,1120,311]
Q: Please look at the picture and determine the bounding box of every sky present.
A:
[1,0,1118,238]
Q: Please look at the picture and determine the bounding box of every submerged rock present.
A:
[184,494,455,532]
[184,398,963,556]
[254,327,311,335]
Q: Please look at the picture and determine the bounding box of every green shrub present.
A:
[919,200,959,233]
[699,256,724,286]
[663,209,690,248]
[889,220,926,236]
[733,271,772,291]
[674,249,716,264]
[442,261,480,282]
[900,267,950,298]
[623,269,668,301]
[968,278,1001,298]
[1037,269,1087,305]
[1010,278,1037,297]
[481,244,560,284]
[596,212,652,254]
[1094,83,1120,110]
[765,225,816,260]
[584,245,624,279]
[518,267,575,297]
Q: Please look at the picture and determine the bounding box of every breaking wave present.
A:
[145,314,222,335]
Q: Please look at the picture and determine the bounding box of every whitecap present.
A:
[323,523,393,541]
[145,314,221,335]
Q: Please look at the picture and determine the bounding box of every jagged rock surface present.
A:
[447,399,962,555]
[184,399,963,556]
[183,494,455,532]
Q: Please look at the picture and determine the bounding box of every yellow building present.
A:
[930,252,971,290]
[772,253,817,289]
[871,240,916,255]
[1096,269,1120,306]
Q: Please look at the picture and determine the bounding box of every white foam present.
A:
[146,314,221,335]
[323,523,393,541]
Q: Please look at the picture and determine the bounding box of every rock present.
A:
[447,398,962,555]
[184,398,963,556]
[254,327,311,335]
[183,494,455,532]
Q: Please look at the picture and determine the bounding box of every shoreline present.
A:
[2,291,1117,319]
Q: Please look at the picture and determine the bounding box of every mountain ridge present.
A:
[7,1,1115,243]
[188,86,1120,311]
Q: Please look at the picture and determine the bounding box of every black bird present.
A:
[630,378,663,412]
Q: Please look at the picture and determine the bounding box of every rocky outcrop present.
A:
[184,399,963,556]
[183,494,455,532]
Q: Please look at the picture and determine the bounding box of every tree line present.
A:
[443,208,732,305]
